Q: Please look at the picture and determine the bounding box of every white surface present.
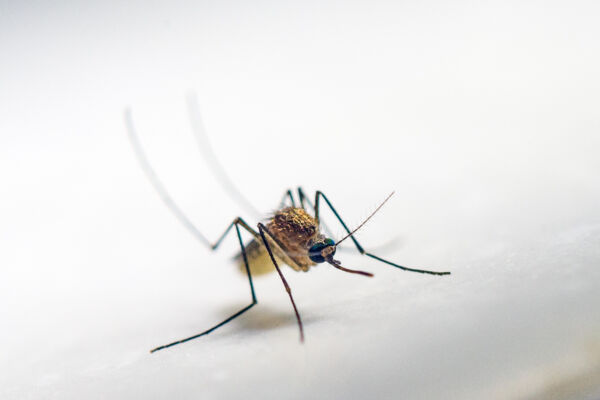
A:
[1,1,599,399]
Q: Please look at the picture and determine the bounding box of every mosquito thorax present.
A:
[308,238,336,263]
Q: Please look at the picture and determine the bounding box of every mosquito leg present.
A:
[257,223,305,342]
[150,218,258,353]
[297,187,336,238]
[127,110,261,352]
[314,191,451,276]
[279,189,296,208]
[336,236,401,255]
[302,187,399,255]
[186,93,262,219]
[297,187,310,210]
[125,109,212,248]
[126,107,263,251]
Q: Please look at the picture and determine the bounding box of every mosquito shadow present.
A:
[217,304,320,333]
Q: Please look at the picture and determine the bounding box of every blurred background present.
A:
[1,1,599,399]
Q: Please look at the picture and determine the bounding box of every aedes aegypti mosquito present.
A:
[125,96,450,353]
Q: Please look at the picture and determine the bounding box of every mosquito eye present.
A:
[308,238,336,263]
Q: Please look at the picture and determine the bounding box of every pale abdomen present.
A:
[235,207,321,275]
[236,239,281,276]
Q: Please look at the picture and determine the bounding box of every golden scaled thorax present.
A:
[238,207,337,275]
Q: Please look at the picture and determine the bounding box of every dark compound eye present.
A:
[308,238,336,263]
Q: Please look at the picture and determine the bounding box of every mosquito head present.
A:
[308,238,373,277]
[308,238,336,263]
[307,192,396,277]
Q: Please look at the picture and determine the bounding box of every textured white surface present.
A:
[1,1,599,399]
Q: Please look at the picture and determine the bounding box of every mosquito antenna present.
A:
[335,191,395,247]
[186,92,262,219]
[124,108,211,247]
[337,235,401,254]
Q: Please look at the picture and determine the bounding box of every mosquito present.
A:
[124,95,450,354]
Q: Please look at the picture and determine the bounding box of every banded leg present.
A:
[150,218,258,353]
[314,191,451,276]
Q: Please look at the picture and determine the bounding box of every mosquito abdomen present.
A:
[235,239,278,275]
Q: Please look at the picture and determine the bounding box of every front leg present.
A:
[257,223,305,342]
[314,191,451,276]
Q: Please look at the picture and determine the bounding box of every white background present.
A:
[1,1,599,399]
